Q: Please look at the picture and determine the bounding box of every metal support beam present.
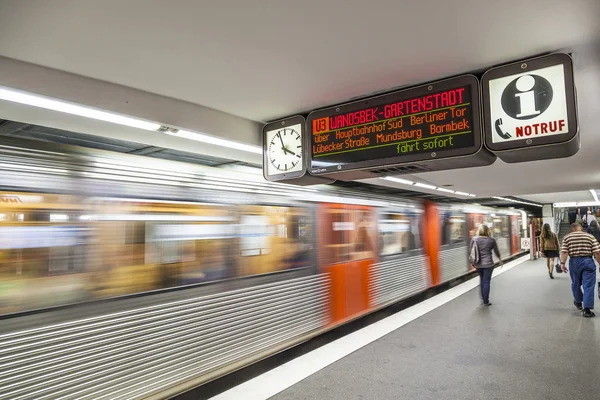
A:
[127,146,164,156]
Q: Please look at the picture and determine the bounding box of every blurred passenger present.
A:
[568,208,577,225]
[442,215,452,245]
[575,209,584,226]
[540,223,559,279]
[404,227,416,251]
[469,224,502,306]
[586,219,600,243]
[560,223,600,318]
[583,208,596,229]
[356,214,374,253]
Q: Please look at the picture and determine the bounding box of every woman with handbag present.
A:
[583,208,596,230]
[469,224,502,306]
[540,223,560,279]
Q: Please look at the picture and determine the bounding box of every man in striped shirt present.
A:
[560,223,600,317]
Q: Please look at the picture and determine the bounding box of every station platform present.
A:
[212,256,600,400]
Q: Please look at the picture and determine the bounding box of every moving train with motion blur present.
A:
[0,137,527,400]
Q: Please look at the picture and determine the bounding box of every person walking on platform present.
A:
[568,208,577,225]
[560,223,600,318]
[540,223,560,279]
[575,210,584,226]
[583,208,596,230]
[469,224,502,306]
[586,219,600,243]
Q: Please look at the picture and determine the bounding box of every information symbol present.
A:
[501,74,553,120]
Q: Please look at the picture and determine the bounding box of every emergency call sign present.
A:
[488,64,569,144]
[481,53,579,162]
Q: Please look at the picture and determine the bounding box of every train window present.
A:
[440,212,466,246]
[126,222,146,245]
[379,212,421,256]
[238,206,312,276]
[0,192,89,314]
[321,206,376,264]
[144,211,236,286]
[240,214,272,257]
[493,215,511,257]
[467,214,485,241]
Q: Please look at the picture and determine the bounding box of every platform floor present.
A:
[214,257,600,400]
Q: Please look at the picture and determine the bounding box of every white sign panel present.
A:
[521,237,531,250]
[488,64,569,143]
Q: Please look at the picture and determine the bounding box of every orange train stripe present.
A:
[423,201,441,287]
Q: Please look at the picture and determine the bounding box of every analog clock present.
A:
[262,115,333,185]
[265,123,304,176]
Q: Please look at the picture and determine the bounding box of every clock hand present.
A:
[283,148,296,156]
[278,132,285,148]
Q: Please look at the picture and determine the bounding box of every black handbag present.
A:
[555,263,563,273]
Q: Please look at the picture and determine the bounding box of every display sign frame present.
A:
[481,53,579,162]
[307,74,484,176]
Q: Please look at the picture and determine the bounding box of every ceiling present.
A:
[0,0,597,122]
[0,0,599,202]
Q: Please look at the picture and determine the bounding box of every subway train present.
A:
[0,137,527,400]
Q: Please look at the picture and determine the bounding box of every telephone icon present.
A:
[494,118,512,140]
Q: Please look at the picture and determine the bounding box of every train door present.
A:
[318,203,377,325]
[510,215,520,255]
[493,215,511,257]
[467,214,485,270]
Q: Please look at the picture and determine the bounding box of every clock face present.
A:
[266,123,303,176]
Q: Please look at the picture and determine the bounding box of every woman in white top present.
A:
[583,208,596,229]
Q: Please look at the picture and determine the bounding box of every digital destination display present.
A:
[308,75,481,174]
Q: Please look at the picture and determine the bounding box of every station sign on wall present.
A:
[481,53,579,163]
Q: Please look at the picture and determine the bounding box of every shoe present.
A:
[574,301,583,311]
[582,309,595,318]
[550,272,554,279]
[483,302,492,306]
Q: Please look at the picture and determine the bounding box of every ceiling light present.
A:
[382,177,476,197]
[0,86,161,131]
[574,201,600,207]
[590,189,599,203]
[414,182,436,190]
[553,202,577,208]
[384,177,414,185]
[165,129,262,154]
[553,201,600,208]
[493,196,543,207]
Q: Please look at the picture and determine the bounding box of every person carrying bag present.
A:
[540,223,560,279]
[469,225,502,306]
